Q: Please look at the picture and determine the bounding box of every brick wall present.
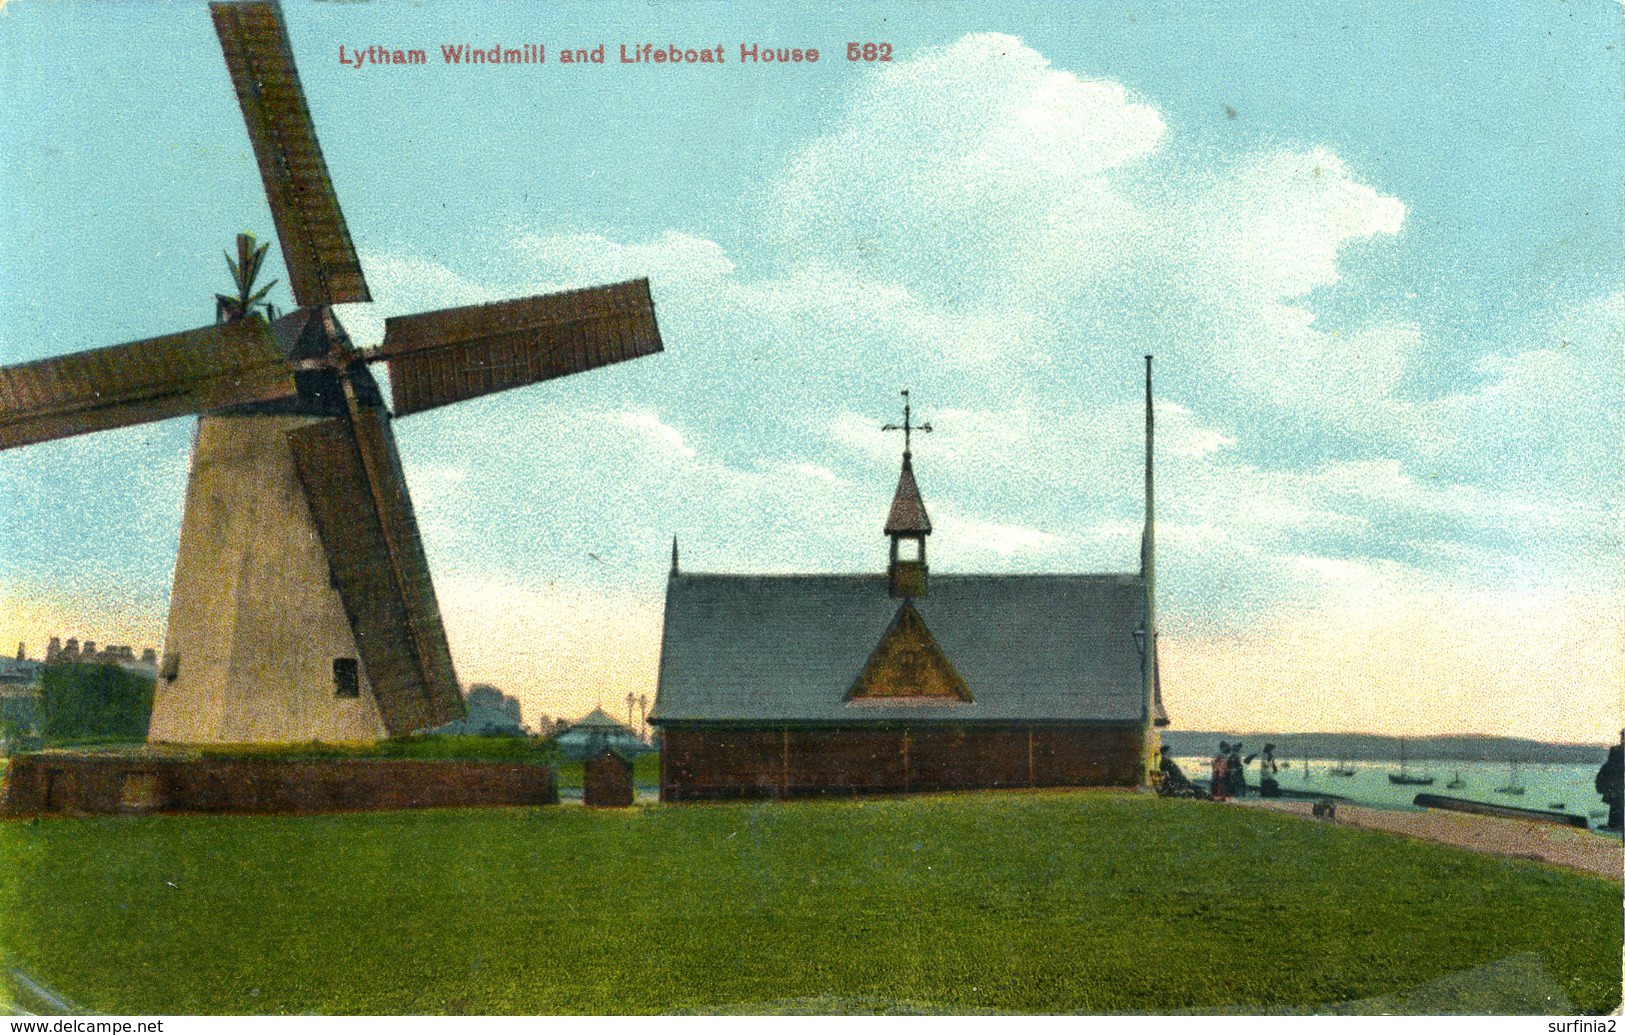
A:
[0,753,558,817]
[660,724,1143,801]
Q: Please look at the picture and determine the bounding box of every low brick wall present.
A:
[0,753,558,817]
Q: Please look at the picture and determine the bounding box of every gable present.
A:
[847,602,972,704]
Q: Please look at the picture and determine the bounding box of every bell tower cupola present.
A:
[882,390,932,598]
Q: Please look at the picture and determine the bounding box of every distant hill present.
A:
[1161,730,1611,766]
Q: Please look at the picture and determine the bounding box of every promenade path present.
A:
[1236,797,1623,881]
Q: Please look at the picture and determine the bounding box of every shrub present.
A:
[38,662,154,741]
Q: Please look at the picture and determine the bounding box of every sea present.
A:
[1169,755,1613,825]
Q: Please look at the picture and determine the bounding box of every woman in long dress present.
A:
[1210,743,1231,802]
[1227,743,1249,798]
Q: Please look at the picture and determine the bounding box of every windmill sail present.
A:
[376,279,663,417]
[211,1,370,306]
[0,320,293,451]
[288,399,463,734]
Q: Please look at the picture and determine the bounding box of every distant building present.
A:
[44,636,158,678]
[0,653,42,690]
[0,646,44,752]
[555,707,652,760]
[430,684,526,736]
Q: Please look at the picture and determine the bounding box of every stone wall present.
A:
[0,754,557,817]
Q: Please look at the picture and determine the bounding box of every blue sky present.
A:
[1,1,1620,739]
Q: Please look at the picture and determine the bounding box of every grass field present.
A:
[1,791,1618,1015]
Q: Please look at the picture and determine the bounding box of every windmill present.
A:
[0,3,665,744]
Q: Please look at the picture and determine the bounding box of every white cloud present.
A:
[611,411,697,459]
[941,515,1060,558]
[1182,148,1405,301]
[1155,402,1236,459]
[770,33,1163,301]
[787,462,846,486]
[513,230,736,285]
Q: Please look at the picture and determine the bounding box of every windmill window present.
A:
[333,658,360,698]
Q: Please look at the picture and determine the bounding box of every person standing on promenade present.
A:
[1258,743,1282,798]
[1596,731,1622,831]
[1211,743,1231,802]
[1227,742,1249,798]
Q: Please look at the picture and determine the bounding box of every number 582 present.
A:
[847,42,893,61]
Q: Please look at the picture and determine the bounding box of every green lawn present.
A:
[0,791,1618,1014]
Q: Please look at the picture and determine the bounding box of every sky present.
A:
[0,1,1620,741]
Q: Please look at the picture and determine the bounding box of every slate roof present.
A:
[557,707,651,760]
[653,572,1164,725]
[883,455,932,535]
[565,707,633,732]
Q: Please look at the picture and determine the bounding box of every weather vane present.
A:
[881,389,932,457]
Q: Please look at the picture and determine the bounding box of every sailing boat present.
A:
[1495,758,1526,796]
[1447,769,1466,789]
[1388,738,1435,786]
[1330,754,1357,777]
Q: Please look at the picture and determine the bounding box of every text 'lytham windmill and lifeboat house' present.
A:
[651,368,1168,801]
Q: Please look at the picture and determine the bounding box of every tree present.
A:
[215,233,278,323]
[38,662,154,741]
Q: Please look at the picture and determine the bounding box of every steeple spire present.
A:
[882,389,932,536]
[884,455,932,537]
[670,535,680,577]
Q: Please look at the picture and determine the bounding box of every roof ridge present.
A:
[670,571,1139,581]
